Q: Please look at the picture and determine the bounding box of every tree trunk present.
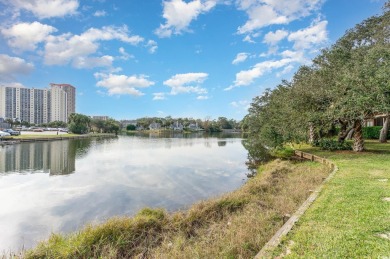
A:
[379,115,389,143]
[338,120,348,143]
[346,128,354,140]
[353,120,364,152]
[308,123,317,144]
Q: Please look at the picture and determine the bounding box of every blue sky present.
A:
[0,0,386,120]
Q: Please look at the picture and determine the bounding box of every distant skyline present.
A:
[0,0,386,120]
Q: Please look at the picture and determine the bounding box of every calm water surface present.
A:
[0,133,249,251]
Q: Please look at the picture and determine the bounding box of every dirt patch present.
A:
[369,169,387,177]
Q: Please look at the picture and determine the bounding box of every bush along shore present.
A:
[20,159,329,258]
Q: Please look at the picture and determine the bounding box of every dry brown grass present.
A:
[149,160,329,259]
[24,159,330,259]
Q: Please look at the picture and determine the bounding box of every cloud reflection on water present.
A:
[0,135,248,251]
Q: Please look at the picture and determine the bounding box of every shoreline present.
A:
[20,155,330,258]
[0,133,116,146]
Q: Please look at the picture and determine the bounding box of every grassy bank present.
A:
[274,141,390,258]
[23,159,329,258]
[11,134,80,139]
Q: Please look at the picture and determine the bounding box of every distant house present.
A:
[92,116,109,121]
[187,122,201,131]
[365,114,388,127]
[171,121,183,131]
[149,122,161,130]
[136,125,145,131]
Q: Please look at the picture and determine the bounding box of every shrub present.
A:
[126,124,136,131]
[362,126,390,139]
[271,147,295,159]
[312,139,352,151]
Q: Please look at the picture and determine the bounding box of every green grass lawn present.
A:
[11,134,80,139]
[274,140,390,258]
[4,133,114,139]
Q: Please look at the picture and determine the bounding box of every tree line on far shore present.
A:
[126,116,240,132]
[242,1,390,152]
[55,114,240,135]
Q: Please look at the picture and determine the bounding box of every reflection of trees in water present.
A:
[68,138,93,159]
[126,131,242,139]
[241,139,272,177]
[217,141,227,146]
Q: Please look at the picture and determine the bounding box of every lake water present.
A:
[0,133,249,252]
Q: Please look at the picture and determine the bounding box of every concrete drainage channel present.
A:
[255,150,338,258]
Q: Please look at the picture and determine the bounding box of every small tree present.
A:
[126,124,136,131]
[104,119,120,135]
[68,113,91,134]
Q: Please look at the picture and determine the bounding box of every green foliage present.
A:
[68,113,91,134]
[216,117,239,129]
[134,116,240,132]
[362,126,390,139]
[312,139,352,151]
[126,124,136,131]
[48,120,67,128]
[90,118,120,134]
[136,208,166,221]
[104,119,120,134]
[68,123,89,134]
[271,147,295,159]
[244,3,390,151]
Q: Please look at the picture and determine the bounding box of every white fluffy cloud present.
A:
[238,4,288,34]
[236,0,323,34]
[0,54,34,81]
[146,40,158,54]
[118,47,134,60]
[94,73,155,96]
[263,29,288,45]
[0,82,27,88]
[164,72,208,95]
[229,17,328,90]
[1,22,57,51]
[153,92,166,100]
[6,0,79,19]
[94,10,107,17]
[197,95,209,100]
[226,58,294,90]
[80,26,143,44]
[288,19,328,50]
[155,0,217,37]
[72,55,114,69]
[44,26,144,67]
[232,52,249,65]
[243,35,255,43]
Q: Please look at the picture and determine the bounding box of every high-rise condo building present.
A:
[0,84,76,124]
[50,83,76,119]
